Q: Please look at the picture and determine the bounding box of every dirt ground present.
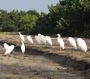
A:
[0,34,90,79]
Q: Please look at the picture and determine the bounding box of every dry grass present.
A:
[0,34,90,79]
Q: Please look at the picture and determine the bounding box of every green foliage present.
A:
[0,0,90,38]
[46,0,90,37]
[0,9,39,34]
[19,14,38,34]
[27,10,40,17]
[0,32,18,35]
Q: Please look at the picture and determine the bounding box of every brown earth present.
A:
[0,34,90,79]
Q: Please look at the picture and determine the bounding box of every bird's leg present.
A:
[80,52,81,57]
[59,48,62,53]
[6,55,8,58]
[85,52,88,57]
[22,54,24,59]
[6,55,9,59]
[60,48,64,53]
[45,43,47,47]
[78,52,83,58]
[59,47,61,52]
[72,51,73,57]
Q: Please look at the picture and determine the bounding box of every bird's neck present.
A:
[58,35,60,38]
[19,32,21,35]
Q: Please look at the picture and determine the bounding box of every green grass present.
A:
[0,32,18,35]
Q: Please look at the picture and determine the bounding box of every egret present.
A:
[4,43,9,50]
[57,34,65,50]
[37,33,44,44]
[4,43,15,55]
[77,38,88,53]
[21,41,25,54]
[18,32,25,42]
[38,33,41,37]
[45,36,52,46]
[39,34,47,45]
[68,37,77,49]
[27,35,34,44]
[35,35,42,45]
[36,34,48,46]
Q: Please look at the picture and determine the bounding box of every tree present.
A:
[19,14,38,34]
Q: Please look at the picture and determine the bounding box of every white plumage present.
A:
[57,34,65,49]
[37,33,44,44]
[18,32,25,42]
[39,34,46,45]
[45,36,52,46]
[27,35,34,44]
[4,43,9,50]
[21,41,25,54]
[35,35,42,44]
[77,38,88,52]
[35,34,52,46]
[4,43,15,55]
[68,37,77,49]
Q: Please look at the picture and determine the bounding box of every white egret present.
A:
[4,43,15,55]
[18,32,25,42]
[21,41,25,54]
[27,35,34,44]
[38,33,41,37]
[57,34,65,50]
[39,34,47,45]
[35,34,42,44]
[45,36,52,46]
[37,33,44,44]
[4,43,9,50]
[77,38,88,52]
[68,37,77,49]
[35,35,42,45]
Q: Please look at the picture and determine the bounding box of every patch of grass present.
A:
[0,32,18,35]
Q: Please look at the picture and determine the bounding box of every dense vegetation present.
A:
[0,0,90,37]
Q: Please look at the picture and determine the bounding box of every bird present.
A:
[4,43,9,50]
[37,33,43,44]
[21,41,25,54]
[18,32,25,42]
[27,35,34,44]
[39,34,47,45]
[45,36,52,46]
[35,35,42,45]
[77,38,88,52]
[4,43,15,56]
[68,37,77,49]
[57,34,65,50]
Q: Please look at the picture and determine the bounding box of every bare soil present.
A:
[0,34,90,79]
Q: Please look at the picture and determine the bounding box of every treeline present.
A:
[0,0,90,37]
[0,10,39,34]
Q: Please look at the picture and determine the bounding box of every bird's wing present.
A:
[21,43,25,53]
[4,43,9,50]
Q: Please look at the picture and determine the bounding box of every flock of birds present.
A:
[3,32,88,56]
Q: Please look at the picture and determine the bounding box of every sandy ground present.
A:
[0,34,90,79]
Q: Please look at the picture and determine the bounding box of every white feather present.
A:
[27,35,34,44]
[21,41,25,54]
[18,32,25,42]
[40,35,46,45]
[57,34,65,49]
[35,35,41,44]
[68,37,77,49]
[77,38,88,52]
[4,43,15,55]
[45,36,52,46]
[4,43,9,50]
